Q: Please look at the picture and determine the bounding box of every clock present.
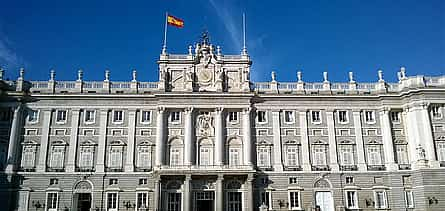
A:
[198,68,213,83]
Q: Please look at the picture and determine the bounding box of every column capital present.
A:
[352,109,362,113]
[379,106,391,113]
[184,107,194,114]
[297,108,308,113]
[185,174,192,180]
[215,107,224,114]
[217,174,224,181]
[242,107,252,114]
[157,106,166,113]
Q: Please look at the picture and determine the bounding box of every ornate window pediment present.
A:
[109,140,125,146]
[51,140,68,146]
[80,140,97,146]
[225,180,242,189]
[257,140,272,146]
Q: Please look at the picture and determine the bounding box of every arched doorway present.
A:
[73,180,93,211]
[313,178,334,211]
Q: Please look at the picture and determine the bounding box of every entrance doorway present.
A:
[194,191,214,211]
[76,193,92,211]
[315,191,334,211]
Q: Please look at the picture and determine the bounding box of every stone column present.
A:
[246,174,254,211]
[216,174,224,211]
[379,107,397,171]
[66,109,80,172]
[326,110,339,171]
[242,108,252,166]
[95,109,108,173]
[125,109,137,171]
[184,175,192,211]
[184,107,194,166]
[6,105,23,173]
[271,110,283,171]
[352,110,367,171]
[37,109,52,172]
[155,107,166,167]
[299,110,311,171]
[215,107,224,166]
[419,104,438,167]
[153,176,161,211]
[402,110,417,165]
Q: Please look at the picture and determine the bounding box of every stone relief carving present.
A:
[197,113,214,137]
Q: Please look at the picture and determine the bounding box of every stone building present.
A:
[0,36,445,211]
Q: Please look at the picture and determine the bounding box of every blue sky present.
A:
[0,0,444,82]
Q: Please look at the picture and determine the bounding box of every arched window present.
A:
[49,140,67,171]
[257,140,272,168]
[137,141,153,170]
[169,138,183,166]
[78,140,96,171]
[107,140,125,171]
[227,138,243,166]
[198,138,214,166]
[21,141,38,171]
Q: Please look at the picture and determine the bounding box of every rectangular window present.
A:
[404,190,414,208]
[339,145,354,165]
[311,111,321,123]
[50,146,65,169]
[84,110,95,123]
[27,110,39,122]
[338,110,348,123]
[227,192,242,211]
[431,105,442,118]
[109,178,118,185]
[137,146,151,169]
[228,112,238,122]
[170,148,182,166]
[141,111,151,123]
[396,145,409,164]
[167,192,181,211]
[286,146,299,167]
[56,110,67,122]
[138,178,148,185]
[113,110,123,123]
[375,191,387,209]
[257,111,267,123]
[345,190,358,209]
[109,147,123,169]
[437,142,445,161]
[49,178,58,185]
[0,109,12,122]
[345,176,354,184]
[289,177,298,184]
[367,145,382,165]
[137,192,149,209]
[312,145,327,166]
[390,111,400,122]
[365,111,375,123]
[284,111,294,123]
[46,192,58,211]
[260,191,271,209]
[199,147,212,166]
[170,111,180,123]
[79,147,94,169]
[107,192,118,211]
[229,148,240,166]
[288,191,300,209]
[257,147,271,167]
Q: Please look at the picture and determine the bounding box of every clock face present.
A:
[198,68,213,83]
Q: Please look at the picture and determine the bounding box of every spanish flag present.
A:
[167,15,184,28]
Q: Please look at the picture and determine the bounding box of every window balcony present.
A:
[106,167,123,172]
[367,165,386,171]
[20,167,36,172]
[398,164,411,170]
[135,167,153,172]
[312,165,330,171]
[284,166,302,171]
[76,167,95,172]
[257,165,273,171]
[340,165,358,171]
[46,167,65,172]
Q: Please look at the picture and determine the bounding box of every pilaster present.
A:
[66,109,80,172]
[246,174,254,211]
[95,109,108,173]
[216,174,224,211]
[298,110,311,171]
[184,107,194,166]
[36,109,52,172]
[6,105,23,173]
[271,110,283,171]
[214,107,224,166]
[125,109,137,172]
[352,110,367,171]
[155,107,166,167]
[326,110,339,171]
[184,175,192,211]
[242,107,252,166]
[379,107,397,171]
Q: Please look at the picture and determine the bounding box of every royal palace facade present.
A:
[0,37,445,211]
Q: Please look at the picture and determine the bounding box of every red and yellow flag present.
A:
[167,15,184,28]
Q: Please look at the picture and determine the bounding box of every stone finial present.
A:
[77,69,83,81]
[323,71,328,82]
[50,69,56,81]
[297,70,302,82]
[132,69,137,82]
[188,45,193,55]
[0,67,3,80]
[397,71,402,81]
[349,71,355,83]
[217,46,222,56]
[400,66,406,79]
[271,71,277,82]
[105,69,110,81]
[378,69,384,82]
[19,68,25,79]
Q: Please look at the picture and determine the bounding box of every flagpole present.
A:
[162,12,168,54]
[242,13,247,55]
